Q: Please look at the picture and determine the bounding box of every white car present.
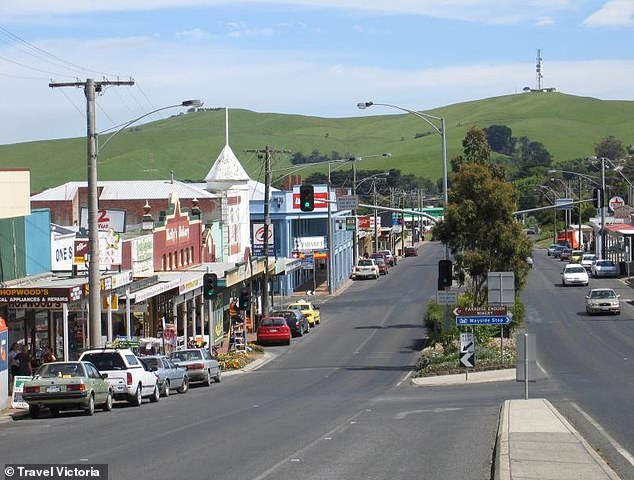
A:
[352,259,380,280]
[561,264,589,287]
[585,288,620,315]
[580,254,596,271]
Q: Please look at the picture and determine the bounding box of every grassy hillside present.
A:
[2,92,633,194]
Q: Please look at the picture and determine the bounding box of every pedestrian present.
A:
[8,343,20,392]
[42,346,56,363]
[15,345,33,377]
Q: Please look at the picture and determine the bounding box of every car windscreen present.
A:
[565,267,586,274]
[358,260,373,266]
[270,312,296,322]
[590,290,616,299]
[596,261,615,267]
[39,363,84,378]
[81,352,126,370]
[171,350,202,362]
[260,317,287,326]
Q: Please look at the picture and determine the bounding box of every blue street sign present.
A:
[456,315,511,326]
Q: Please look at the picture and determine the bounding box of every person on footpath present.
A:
[15,344,33,377]
[8,342,20,393]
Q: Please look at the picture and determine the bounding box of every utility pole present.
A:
[246,146,290,316]
[50,78,134,350]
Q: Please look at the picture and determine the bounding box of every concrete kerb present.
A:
[222,351,276,377]
[411,369,516,387]
[494,399,621,480]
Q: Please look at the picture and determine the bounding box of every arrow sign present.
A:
[306,290,315,296]
[460,352,475,368]
[456,315,511,326]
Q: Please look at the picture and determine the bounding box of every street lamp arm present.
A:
[358,101,442,134]
[97,99,203,154]
[548,169,600,186]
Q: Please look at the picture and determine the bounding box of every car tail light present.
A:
[127,372,133,385]
[66,383,86,392]
[188,363,204,370]
[24,386,40,393]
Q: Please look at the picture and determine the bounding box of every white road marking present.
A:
[394,407,463,420]
[570,401,634,470]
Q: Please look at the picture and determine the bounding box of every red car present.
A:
[370,252,389,267]
[375,257,389,275]
[404,247,418,257]
[257,316,291,345]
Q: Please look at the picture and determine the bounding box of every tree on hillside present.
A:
[435,126,532,306]
[594,136,625,161]
[484,125,515,156]
[514,136,552,175]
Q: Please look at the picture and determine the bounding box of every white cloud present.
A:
[583,0,634,27]
[176,28,212,40]
[3,0,578,26]
[225,21,274,37]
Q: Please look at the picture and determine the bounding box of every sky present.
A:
[1,0,633,145]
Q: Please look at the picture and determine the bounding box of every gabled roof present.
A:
[204,145,250,191]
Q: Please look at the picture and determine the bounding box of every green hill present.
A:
[2,92,633,194]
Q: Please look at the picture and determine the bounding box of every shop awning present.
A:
[124,279,180,302]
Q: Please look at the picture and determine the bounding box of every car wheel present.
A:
[297,327,303,337]
[150,384,160,403]
[177,377,188,394]
[204,369,212,386]
[213,367,221,384]
[49,406,60,417]
[85,394,95,416]
[102,391,113,411]
[130,384,142,407]
[162,380,170,397]
[29,405,40,419]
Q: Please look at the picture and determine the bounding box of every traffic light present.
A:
[203,273,217,300]
[593,187,604,208]
[438,260,453,290]
[239,288,250,310]
[299,184,315,212]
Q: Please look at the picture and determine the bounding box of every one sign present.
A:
[516,333,538,382]
[456,315,511,326]
[294,236,325,251]
[80,207,127,232]
[460,332,475,368]
[11,376,32,409]
[337,195,358,210]
[555,198,574,211]
[487,272,515,306]
[436,290,458,305]
[609,195,626,212]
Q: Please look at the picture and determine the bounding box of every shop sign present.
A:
[293,236,325,251]
[109,270,133,289]
[73,230,122,268]
[80,207,127,233]
[292,191,328,210]
[179,277,202,295]
[11,376,33,409]
[0,286,83,304]
[134,279,180,302]
[130,235,154,277]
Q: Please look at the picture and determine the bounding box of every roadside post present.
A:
[459,331,475,380]
[516,333,537,399]
[487,272,515,363]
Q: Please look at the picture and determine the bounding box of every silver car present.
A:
[585,288,620,315]
[591,260,618,278]
[170,348,221,386]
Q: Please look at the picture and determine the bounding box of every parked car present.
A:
[138,355,188,397]
[378,250,397,266]
[375,257,389,275]
[79,349,160,406]
[22,361,113,418]
[269,309,309,337]
[526,256,533,268]
[170,348,221,386]
[580,254,597,271]
[287,299,321,326]
[352,259,380,280]
[257,316,292,345]
[370,252,389,267]
[591,259,618,278]
[561,264,589,286]
[585,288,620,315]
[552,245,567,258]
[570,250,584,263]
[559,247,573,261]
[547,244,559,256]
[403,246,418,257]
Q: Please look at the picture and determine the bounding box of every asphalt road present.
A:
[524,250,634,479]
[1,242,525,480]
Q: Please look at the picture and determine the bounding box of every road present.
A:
[524,250,634,479]
[2,242,521,480]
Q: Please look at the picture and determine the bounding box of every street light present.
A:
[87,99,203,349]
[357,101,448,210]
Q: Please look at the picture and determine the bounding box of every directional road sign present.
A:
[456,315,511,326]
[459,332,475,368]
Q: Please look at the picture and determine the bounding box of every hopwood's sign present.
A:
[0,286,83,304]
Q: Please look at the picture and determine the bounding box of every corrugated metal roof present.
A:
[32,180,219,201]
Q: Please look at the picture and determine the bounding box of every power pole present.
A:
[49,78,134,349]
[246,146,290,316]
